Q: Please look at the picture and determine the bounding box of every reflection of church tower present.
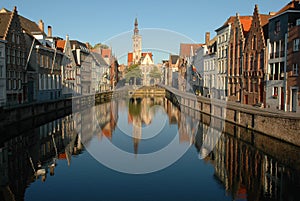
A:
[132,18,142,64]
[133,117,142,155]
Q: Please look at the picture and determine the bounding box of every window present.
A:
[275,20,280,34]
[0,64,3,78]
[7,48,10,64]
[273,87,278,96]
[293,64,299,76]
[252,35,257,50]
[16,35,20,44]
[296,18,300,26]
[11,33,15,43]
[40,55,43,67]
[13,79,17,89]
[18,79,21,89]
[293,39,300,52]
[12,50,15,65]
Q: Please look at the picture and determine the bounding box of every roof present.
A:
[56,40,66,51]
[240,16,253,35]
[215,16,236,31]
[259,14,271,26]
[0,7,44,39]
[91,52,108,66]
[141,52,153,60]
[207,36,217,47]
[70,40,88,49]
[19,16,44,34]
[180,43,203,57]
[127,52,153,64]
[101,48,111,58]
[0,12,11,38]
[128,52,133,63]
[276,0,300,15]
[170,55,179,64]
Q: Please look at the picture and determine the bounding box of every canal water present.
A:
[0,96,299,201]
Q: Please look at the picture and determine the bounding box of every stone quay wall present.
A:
[164,85,300,147]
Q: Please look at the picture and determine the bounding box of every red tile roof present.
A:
[180,43,203,58]
[240,16,253,35]
[142,52,153,60]
[56,40,65,51]
[259,14,271,26]
[128,52,133,63]
[101,48,111,58]
[127,52,153,64]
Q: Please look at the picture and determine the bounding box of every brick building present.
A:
[243,5,271,106]
[0,7,28,105]
[287,18,300,112]
[228,14,252,102]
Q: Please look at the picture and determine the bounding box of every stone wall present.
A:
[164,85,300,147]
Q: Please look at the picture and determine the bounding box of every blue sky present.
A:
[2,0,291,63]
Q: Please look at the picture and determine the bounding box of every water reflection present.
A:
[0,96,299,201]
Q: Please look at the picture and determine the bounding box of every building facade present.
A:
[243,6,270,106]
[287,17,300,112]
[228,14,252,103]
[0,40,6,106]
[0,7,28,105]
[56,35,77,97]
[215,19,232,100]
[266,0,300,111]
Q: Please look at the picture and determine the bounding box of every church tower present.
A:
[132,18,142,64]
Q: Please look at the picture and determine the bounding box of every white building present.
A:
[0,39,6,106]
[194,34,217,98]
[215,19,232,100]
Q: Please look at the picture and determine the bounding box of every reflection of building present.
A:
[198,125,300,201]
[0,114,82,200]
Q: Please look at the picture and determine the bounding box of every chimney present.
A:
[205,32,210,45]
[38,20,44,32]
[86,42,91,49]
[47,26,52,37]
[269,12,276,16]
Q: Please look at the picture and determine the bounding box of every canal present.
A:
[0,95,299,201]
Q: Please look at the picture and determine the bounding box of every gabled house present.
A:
[56,35,77,97]
[69,40,90,95]
[228,14,253,102]
[243,5,271,106]
[25,31,64,102]
[0,7,27,105]
[90,51,109,93]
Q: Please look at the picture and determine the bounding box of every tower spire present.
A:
[134,17,139,35]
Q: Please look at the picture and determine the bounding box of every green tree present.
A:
[93,43,109,49]
[149,66,161,79]
[125,64,142,83]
